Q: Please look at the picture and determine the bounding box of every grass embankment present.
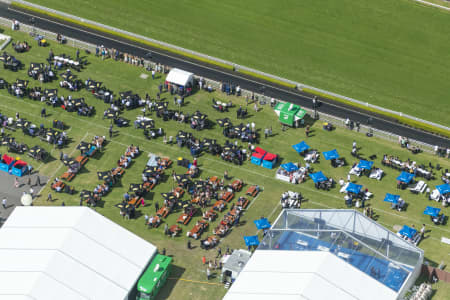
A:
[1,27,450,299]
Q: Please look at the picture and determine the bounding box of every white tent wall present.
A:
[0,207,157,300]
[165,68,194,87]
[224,250,398,300]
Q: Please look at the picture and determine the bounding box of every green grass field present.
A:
[1,27,450,299]
[23,0,450,126]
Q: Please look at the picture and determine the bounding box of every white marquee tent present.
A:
[224,250,398,300]
[0,207,157,300]
[165,68,194,87]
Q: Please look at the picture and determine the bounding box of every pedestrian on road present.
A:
[2,197,7,209]
[47,193,52,202]
[26,176,31,186]
[109,124,113,138]
[35,176,41,187]
[29,187,34,198]
[14,177,20,188]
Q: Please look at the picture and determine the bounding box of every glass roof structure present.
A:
[258,209,424,293]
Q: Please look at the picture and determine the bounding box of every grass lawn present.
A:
[1,27,450,299]
[23,0,450,125]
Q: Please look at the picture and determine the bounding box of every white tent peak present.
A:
[0,207,157,300]
[166,68,194,87]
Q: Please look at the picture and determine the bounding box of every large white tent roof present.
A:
[224,250,398,300]
[0,207,157,300]
[165,68,194,87]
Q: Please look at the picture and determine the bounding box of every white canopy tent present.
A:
[224,250,398,300]
[0,207,157,300]
[165,68,194,87]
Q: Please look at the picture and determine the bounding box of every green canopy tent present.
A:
[274,102,307,127]
[136,254,172,300]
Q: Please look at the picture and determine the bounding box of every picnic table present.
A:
[157,206,170,218]
[213,200,226,212]
[51,180,65,191]
[203,209,217,221]
[221,191,234,202]
[75,155,88,166]
[187,220,208,239]
[236,197,249,209]
[230,179,243,191]
[168,224,181,236]
[246,185,259,197]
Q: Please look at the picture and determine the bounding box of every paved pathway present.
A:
[0,171,48,223]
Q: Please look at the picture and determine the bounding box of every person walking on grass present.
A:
[47,193,52,202]
[109,124,113,139]
[206,267,211,280]
[305,125,310,137]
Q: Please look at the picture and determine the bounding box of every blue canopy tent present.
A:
[309,171,328,183]
[436,184,450,195]
[323,149,339,160]
[292,141,309,154]
[423,206,441,217]
[244,235,260,246]
[399,225,417,239]
[281,162,299,173]
[357,160,374,170]
[384,193,400,204]
[254,218,271,230]
[346,182,362,194]
[396,172,415,184]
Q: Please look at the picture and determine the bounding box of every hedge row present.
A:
[302,88,450,139]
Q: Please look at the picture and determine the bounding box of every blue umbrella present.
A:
[346,182,362,194]
[254,218,271,230]
[436,184,450,195]
[384,193,400,204]
[281,162,299,173]
[399,225,417,239]
[423,206,441,217]
[244,235,260,246]
[292,141,310,153]
[357,160,374,170]
[396,171,415,184]
[323,149,339,160]
[309,171,328,183]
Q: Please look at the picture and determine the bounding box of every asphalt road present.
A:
[1,2,449,148]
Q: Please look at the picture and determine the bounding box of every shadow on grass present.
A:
[157,265,186,299]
